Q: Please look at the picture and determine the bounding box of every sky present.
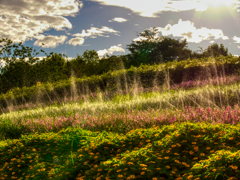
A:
[0,0,240,64]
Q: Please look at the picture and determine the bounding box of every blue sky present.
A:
[0,0,240,64]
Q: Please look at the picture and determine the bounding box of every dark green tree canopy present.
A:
[0,37,59,74]
[126,27,192,66]
[204,43,228,57]
[81,50,99,64]
[191,43,229,59]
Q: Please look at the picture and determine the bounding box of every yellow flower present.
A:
[37,82,41,86]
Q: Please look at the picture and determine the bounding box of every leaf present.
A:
[129,167,138,171]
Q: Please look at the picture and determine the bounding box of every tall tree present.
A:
[0,38,70,93]
[0,61,32,93]
[37,53,68,82]
[149,37,192,64]
[0,38,58,93]
[64,54,86,78]
[190,43,229,59]
[204,43,228,57]
[98,55,126,73]
[126,27,192,66]
[0,38,54,74]
[126,27,162,66]
[81,50,100,76]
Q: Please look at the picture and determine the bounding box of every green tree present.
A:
[97,55,127,74]
[126,28,162,66]
[126,27,192,66]
[204,43,228,57]
[82,50,99,64]
[0,61,32,93]
[37,53,68,82]
[64,54,86,78]
[81,50,100,76]
[149,37,192,64]
[0,38,54,73]
[0,38,67,93]
[64,50,100,78]
[190,43,229,59]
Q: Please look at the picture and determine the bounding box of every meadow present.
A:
[1,67,240,179]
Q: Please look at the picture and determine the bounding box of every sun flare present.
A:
[205,0,238,8]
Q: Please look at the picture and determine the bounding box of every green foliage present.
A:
[0,37,51,72]
[0,38,66,93]
[0,52,69,93]
[191,43,229,59]
[1,119,240,179]
[64,54,86,78]
[126,27,192,66]
[0,37,237,108]
[64,51,129,79]
[0,61,31,92]
[0,35,240,179]
[1,56,240,110]
[149,37,192,63]
[37,52,69,82]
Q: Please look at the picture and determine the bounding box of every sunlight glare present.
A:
[205,0,238,8]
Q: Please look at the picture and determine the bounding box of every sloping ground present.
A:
[0,122,239,179]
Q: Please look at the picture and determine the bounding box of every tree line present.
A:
[0,27,231,94]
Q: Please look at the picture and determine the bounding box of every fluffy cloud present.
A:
[97,44,125,58]
[158,19,229,43]
[97,49,109,58]
[72,26,120,38]
[67,26,120,46]
[88,0,239,17]
[34,35,68,48]
[108,17,128,22]
[233,36,240,43]
[133,19,229,43]
[66,37,85,46]
[0,0,82,44]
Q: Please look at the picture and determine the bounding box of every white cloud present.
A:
[108,17,128,22]
[67,37,85,46]
[0,0,82,45]
[0,34,68,62]
[34,35,68,48]
[133,36,148,42]
[97,44,125,58]
[88,0,238,17]
[97,49,109,58]
[233,36,240,43]
[72,26,120,38]
[147,19,229,43]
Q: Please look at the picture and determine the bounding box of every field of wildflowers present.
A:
[0,74,240,179]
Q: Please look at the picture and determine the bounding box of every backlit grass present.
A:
[1,75,240,126]
[1,75,240,179]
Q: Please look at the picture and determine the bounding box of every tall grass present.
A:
[0,74,240,179]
